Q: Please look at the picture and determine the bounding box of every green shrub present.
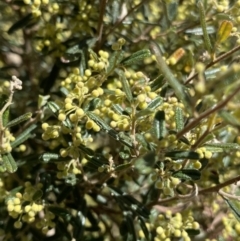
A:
[1,0,240,240]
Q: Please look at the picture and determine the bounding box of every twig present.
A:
[95,0,107,51]
[176,83,240,139]
[185,45,240,85]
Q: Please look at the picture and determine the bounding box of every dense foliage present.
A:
[1,0,240,240]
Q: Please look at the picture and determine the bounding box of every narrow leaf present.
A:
[121,49,151,66]
[86,112,111,132]
[150,41,192,112]
[148,97,163,110]
[40,153,60,163]
[2,153,17,173]
[154,110,166,140]
[197,1,213,53]
[204,143,240,151]
[138,217,150,240]
[165,151,200,159]
[47,101,61,114]
[126,214,137,241]
[172,169,201,180]
[6,112,32,128]
[11,124,37,148]
[185,26,215,35]
[224,198,240,222]
[116,69,133,103]
[216,20,233,43]
[8,13,34,34]
[115,162,132,172]
[175,106,184,132]
[218,110,240,127]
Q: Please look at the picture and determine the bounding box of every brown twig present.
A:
[185,45,240,85]
[176,83,240,139]
[149,175,240,206]
[95,0,107,51]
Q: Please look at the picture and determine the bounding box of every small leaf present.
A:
[121,49,151,66]
[154,110,166,140]
[32,189,43,201]
[218,110,240,127]
[185,26,215,35]
[2,153,17,173]
[224,198,240,222]
[147,97,163,110]
[107,50,125,73]
[116,69,133,103]
[38,95,50,109]
[216,20,233,43]
[172,169,201,180]
[150,75,164,92]
[8,13,34,34]
[48,206,71,221]
[175,106,184,132]
[6,112,32,128]
[138,217,150,240]
[11,124,37,148]
[204,143,240,151]
[112,104,124,115]
[197,1,213,53]
[115,162,132,172]
[40,153,60,163]
[86,111,111,132]
[165,151,200,159]
[150,41,192,112]
[185,229,201,236]
[47,101,61,114]
[125,214,137,241]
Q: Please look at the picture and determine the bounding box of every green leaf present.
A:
[32,189,43,201]
[11,124,37,148]
[2,153,17,173]
[6,112,32,128]
[154,110,166,140]
[150,41,192,112]
[116,69,133,103]
[185,26,215,35]
[40,153,60,163]
[38,95,50,109]
[165,151,200,160]
[224,198,240,222]
[150,75,164,92]
[185,229,201,236]
[138,217,150,240]
[8,13,34,34]
[218,110,240,127]
[121,49,151,66]
[126,214,137,241]
[48,206,72,221]
[47,101,61,114]
[172,169,201,181]
[175,106,184,132]
[112,104,124,115]
[147,97,163,110]
[216,20,233,44]
[204,143,240,151]
[197,1,213,53]
[86,111,112,132]
[115,162,132,172]
[107,50,125,73]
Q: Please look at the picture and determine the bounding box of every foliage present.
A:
[1,0,240,240]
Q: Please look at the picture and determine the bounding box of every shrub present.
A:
[1,0,240,240]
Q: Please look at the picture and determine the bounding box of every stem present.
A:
[176,83,240,139]
[185,45,240,85]
[95,0,107,51]
[149,175,240,206]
